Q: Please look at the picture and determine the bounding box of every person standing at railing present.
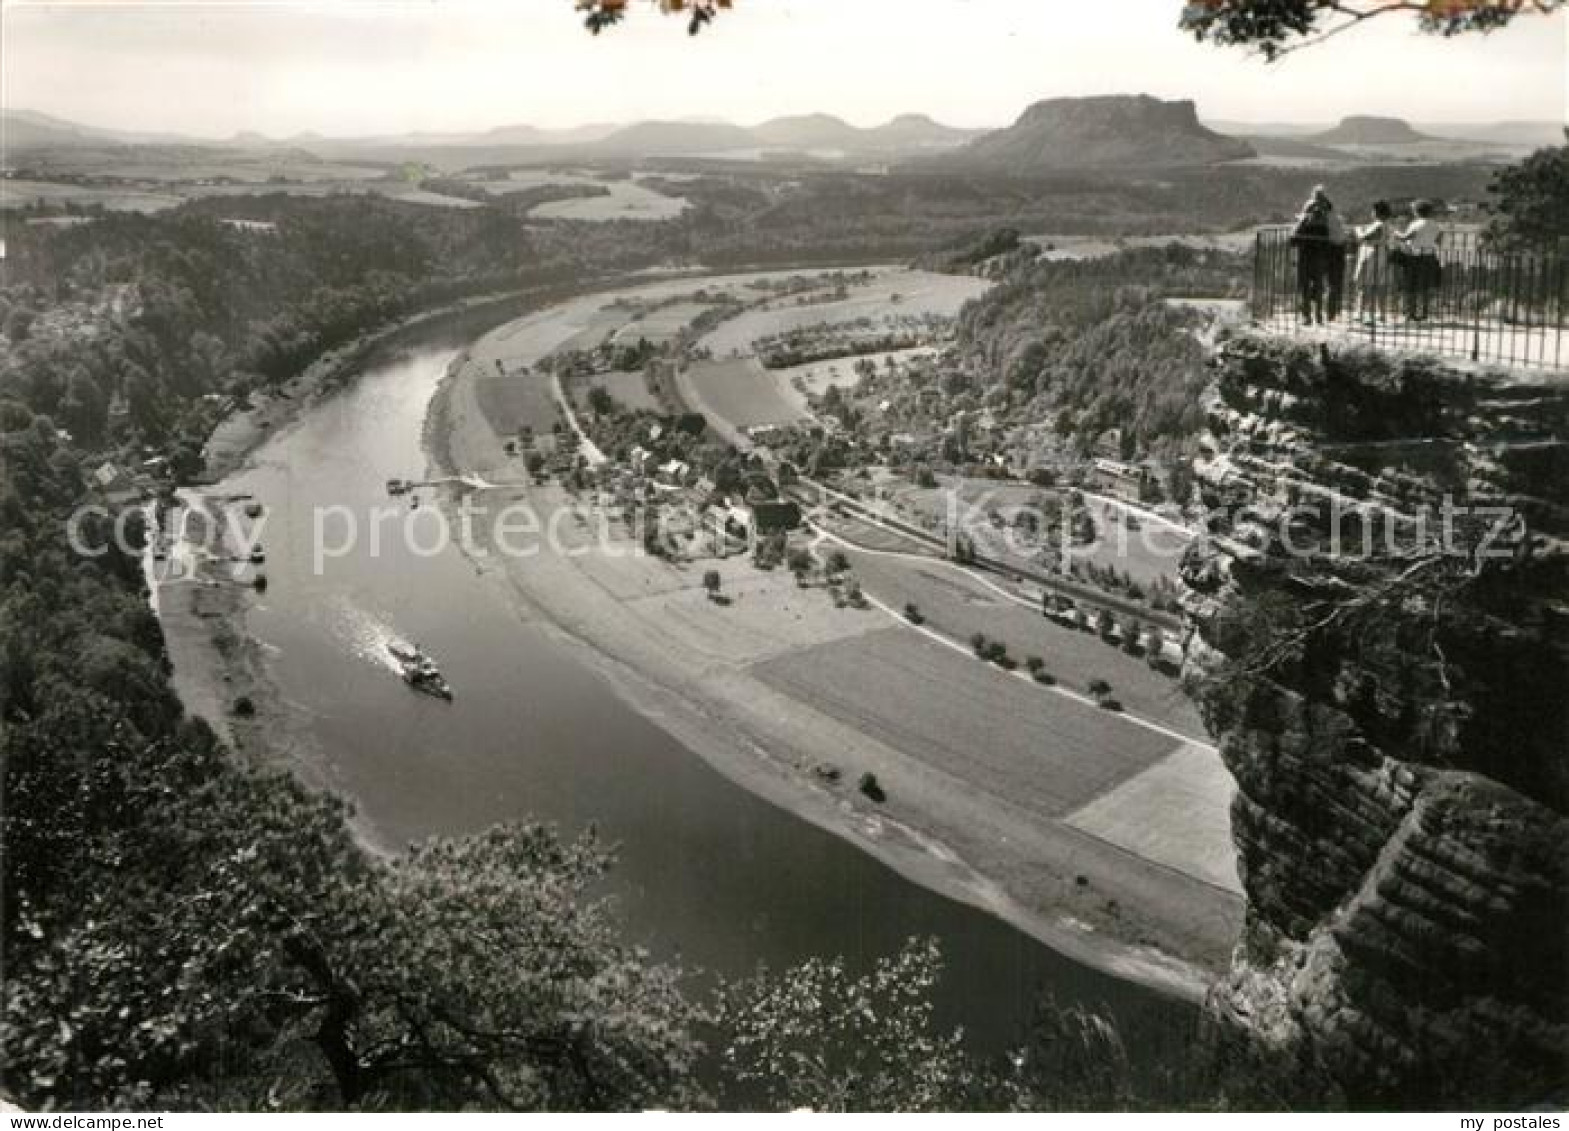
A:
[1289,186,1340,325]
[1394,199,1443,321]
[1321,192,1350,322]
[1353,200,1394,326]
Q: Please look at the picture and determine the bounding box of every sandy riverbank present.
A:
[425,298,1241,1002]
[151,267,888,818]
[159,287,595,776]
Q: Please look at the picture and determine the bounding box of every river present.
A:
[205,315,1195,1066]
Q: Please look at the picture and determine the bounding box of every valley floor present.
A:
[425,276,1244,999]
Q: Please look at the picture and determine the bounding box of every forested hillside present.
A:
[948,244,1247,465]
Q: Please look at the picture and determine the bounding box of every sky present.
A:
[2,0,1565,139]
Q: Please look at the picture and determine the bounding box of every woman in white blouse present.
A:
[1354,199,1393,325]
[1396,200,1443,321]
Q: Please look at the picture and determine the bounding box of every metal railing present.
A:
[1250,225,1568,371]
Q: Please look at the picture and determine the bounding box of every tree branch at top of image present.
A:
[570,1,1564,54]
[1180,0,1564,60]
[576,0,732,35]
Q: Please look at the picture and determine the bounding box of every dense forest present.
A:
[945,243,1247,474]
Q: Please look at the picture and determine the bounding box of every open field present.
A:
[486,169,603,190]
[479,169,689,220]
[682,358,811,430]
[770,346,936,412]
[1066,741,1240,894]
[88,160,387,183]
[474,365,562,439]
[604,555,883,664]
[1,178,184,212]
[4,147,390,182]
[753,625,1180,819]
[460,271,818,440]
[2,177,484,212]
[612,301,714,345]
[699,268,989,356]
[532,178,688,221]
[575,369,662,413]
[837,547,1204,737]
[380,188,484,209]
[184,181,483,208]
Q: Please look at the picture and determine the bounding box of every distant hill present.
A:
[750,112,977,152]
[1213,118,1565,150]
[1417,120,1566,148]
[1,109,201,149]
[752,113,863,149]
[1309,116,1432,145]
[936,95,1254,172]
[491,122,620,146]
[593,120,759,155]
[867,113,978,149]
[2,109,100,149]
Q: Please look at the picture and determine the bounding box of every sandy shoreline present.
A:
[422,300,1239,1002]
[157,287,607,786]
[160,276,694,768]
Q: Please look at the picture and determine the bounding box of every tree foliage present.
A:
[577,0,731,35]
[1486,139,1569,249]
[1180,0,1563,59]
[715,939,976,1111]
[572,0,1563,56]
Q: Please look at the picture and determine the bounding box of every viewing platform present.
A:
[1250,225,1568,375]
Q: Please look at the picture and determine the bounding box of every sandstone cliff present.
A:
[1180,335,1568,1106]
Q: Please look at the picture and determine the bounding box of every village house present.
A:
[89,460,143,505]
[1089,457,1153,500]
[713,496,802,539]
[656,458,692,488]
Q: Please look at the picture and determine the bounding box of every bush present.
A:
[1098,698,1124,712]
[232,696,256,717]
[1025,655,1044,674]
[904,602,924,625]
[1033,670,1057,686]
[1087,678,1112,700]
[858,772,886,803]
[970,632,988,656]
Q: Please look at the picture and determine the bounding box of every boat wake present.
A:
[326,597,406,675]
